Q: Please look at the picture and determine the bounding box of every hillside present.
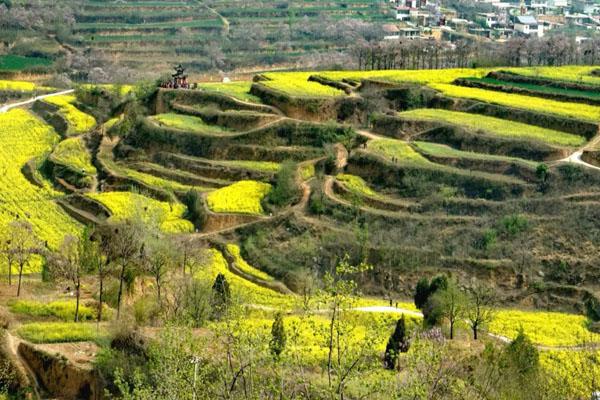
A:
[0,65,599,398]
[1,0,389,77]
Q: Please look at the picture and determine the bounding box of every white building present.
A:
[514,15,544,37]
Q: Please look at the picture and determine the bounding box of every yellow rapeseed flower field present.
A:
[206,180,271,215]
[87,191,193,233]
[489,309,600,346]
[226,243,274,282]
[50,137,97,175]
[401,109,585,147]
[42,95,96,135]
[0,109,81,270]
[429,83,600,122]
[260,72,346,97]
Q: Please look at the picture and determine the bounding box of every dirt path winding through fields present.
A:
[0,89,74,113]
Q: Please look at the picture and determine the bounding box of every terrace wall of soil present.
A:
[152,153,274,182]
[347,151,525,200]
[125,162,226,188]
[582,150,600,167]
[44,158,92,190]
[171,103,279,130]
[18,342,101,400]
[155,89,275,114]
[370,113,437,138]
[249,82,348,122]
[130,118,353,158]
[217,243,294,295]
[417,152,537,182]
[210,144,324,163]
[418,126,568,161]
[332,180,412,212]
[308,75,354,94]
[202,208,262,233]
[32,101,68,137]
[490,70,600,92]
[432,95,599,140]
[454,77,600,106]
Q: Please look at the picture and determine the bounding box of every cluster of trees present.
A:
[415,275,496,340]
[350,34,600,71]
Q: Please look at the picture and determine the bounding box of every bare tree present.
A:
[8,221,41,297]
[142,234,174,309]
[432,280,466,340]
[100,222,144,319]
[48,235,83,322]
[465,281,496,340]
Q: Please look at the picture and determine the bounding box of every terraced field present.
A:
[0,109,81,269]
[1,66,600,398]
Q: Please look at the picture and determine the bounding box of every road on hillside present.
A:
[0,89,74,113]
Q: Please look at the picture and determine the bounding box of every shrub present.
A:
[183,190,206,230]
[384,314,410,370]
[499,215,529,236]
[211,273,231,319]
[270,312,287,359]
[266,160,300,207]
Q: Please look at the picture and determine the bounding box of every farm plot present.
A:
[197,82,262,103]
[488,309,600,347]
[366,138,431,165]
[42,95,96,135]
[260,72,346,97]
[429,83,600,123]
[319,67,489,84]
[226,244,275,282]
[194,248,292,308]
[462,77,600,102]
[400,109,585,148]
[413,141,537,167]
[87,191,193,233]
[50,137,96,175]
[336,174,382,199]
[0,55,51,71]
[0,109,81,262]
[506,65,600,86]
[150,113,232,135]
[206,180,271,215]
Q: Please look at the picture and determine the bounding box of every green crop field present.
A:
[0,55,52,71]
[413,141,538,167]
[151,113,231,135]
[366,138,431,165]
[196,82,262,103]
[400,109,585,147]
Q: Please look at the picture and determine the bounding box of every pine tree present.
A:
[211,273,231,319]
[270,312,287,359]
[414,278,430,309]
[383,314,410,370]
